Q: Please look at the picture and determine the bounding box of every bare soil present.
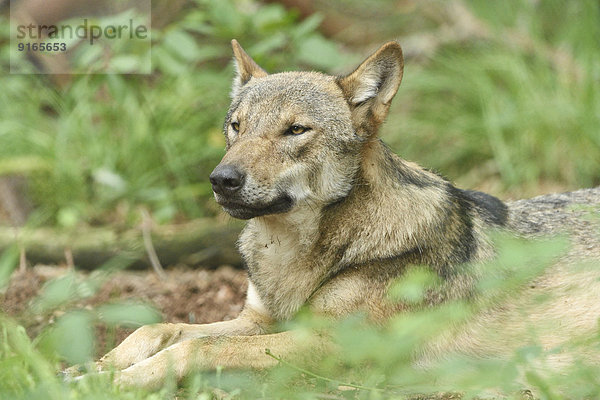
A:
[1,264,248,356]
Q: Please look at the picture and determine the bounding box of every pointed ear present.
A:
[336,42,403,126]
[230,39,267,98]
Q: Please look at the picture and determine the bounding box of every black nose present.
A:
[209,164,245,195]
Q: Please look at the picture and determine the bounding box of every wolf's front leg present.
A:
[114,330,330,390]
[96,308,272,372]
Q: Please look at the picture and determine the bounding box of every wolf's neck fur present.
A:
[240,140,507,320]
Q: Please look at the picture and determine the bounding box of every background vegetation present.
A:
[1,0,598,229]
[0,0,599,398]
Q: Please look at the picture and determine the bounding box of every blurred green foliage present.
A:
[0,0,350,228]
[0,0,598,228]
[384,0,600,192]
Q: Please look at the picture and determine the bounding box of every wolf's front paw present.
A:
[61,361,103,381]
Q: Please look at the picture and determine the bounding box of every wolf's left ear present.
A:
[337,42,403,125]
[231,39,267,98]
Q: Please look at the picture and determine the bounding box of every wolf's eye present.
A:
[231,122,240,132]
[286,125,310,135]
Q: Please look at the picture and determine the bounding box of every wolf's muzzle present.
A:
[209,164,245,196]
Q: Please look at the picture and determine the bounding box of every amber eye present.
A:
[231,122,240,132]
[287,125,310,135]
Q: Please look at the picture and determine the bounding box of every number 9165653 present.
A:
[18,42,67,52]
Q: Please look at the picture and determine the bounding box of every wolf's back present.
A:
[506,187,600,262]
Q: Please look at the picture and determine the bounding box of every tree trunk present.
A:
[0,219,244,270]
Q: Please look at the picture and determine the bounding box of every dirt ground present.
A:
[1,264,248,356]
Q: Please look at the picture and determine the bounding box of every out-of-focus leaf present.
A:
[51,310,95,365]
[249,33,286,57]
[0,245,19,289]
[163,30,202,62]
[252,4,287,31]
[93,168,128,194]
[30,272,78,313]
[72,43,104,69]
[57,207,80,228]
[152,46,187,74]
[0,156,50,175]
[388,268,440,304]
[296,34,342,70]
[109,55,142,73]
[291,13,324,39]
[97,302,162,328]
[209,0,244,36]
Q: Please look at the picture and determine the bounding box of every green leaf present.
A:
[109,55,142,73]
[291,13,324,39]
[0,156,50,175]
[97,302,162,328]
[72,43,104,69]
[30,272,78,313]
[249,33,287,56]
[152,46,187,74]
[296,34,342,70]
[163,30,202,62]
[51,310,95,365]
[57,207,80,228]
[252,4,288,31]
[388,268,440,304]
[0,245,19,289]
[92,168,128,194]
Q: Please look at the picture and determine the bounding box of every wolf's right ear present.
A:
[230,39,267,98]
[336,42,403,130]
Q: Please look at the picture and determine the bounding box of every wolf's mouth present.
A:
[218,194,294,220]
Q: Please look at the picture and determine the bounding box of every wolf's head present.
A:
[210,40,403,220]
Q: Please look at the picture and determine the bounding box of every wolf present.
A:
[76,40,600,389]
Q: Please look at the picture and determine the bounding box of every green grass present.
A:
[383,0,600,195]
[0,0,352,228]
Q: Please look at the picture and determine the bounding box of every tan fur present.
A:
[66,41,600,390]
